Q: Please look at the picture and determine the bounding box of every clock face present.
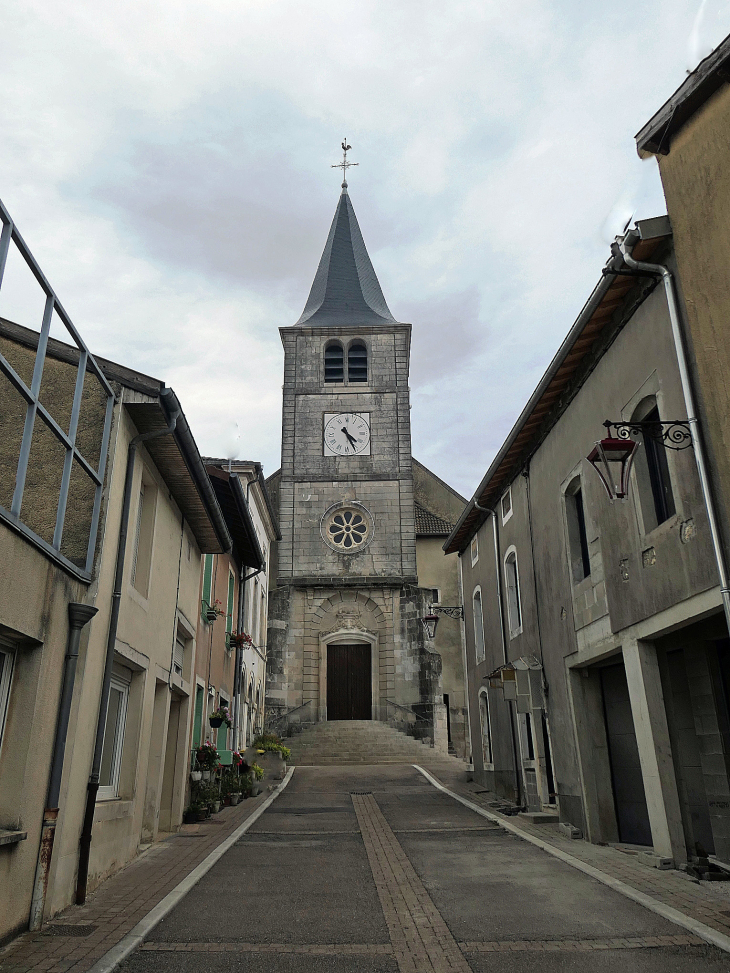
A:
[323,413,371,456]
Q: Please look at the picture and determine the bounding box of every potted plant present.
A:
[204,598,225,624]
[190,770,202,782]
[229,631,253,649]
[195,741,219,777]
[250,762,264,796]
[209,706,232,730]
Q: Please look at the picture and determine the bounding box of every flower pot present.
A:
[190,771,202,782]
[196,810,207,822]
[202,771,211,781]
[251,784,261,797]
[183,811,197,824]
[213,800,221,813]
[223,796,232,806]
[231,794,241,805]
[209,717,223,728]
[206,609,218,623]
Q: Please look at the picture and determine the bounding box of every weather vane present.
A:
[332,139,358,189]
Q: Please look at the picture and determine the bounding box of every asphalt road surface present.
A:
[119,765,730,972]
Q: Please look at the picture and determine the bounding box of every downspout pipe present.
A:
[76,391,180,905]
[473,500,523,805]
[29,603,98,930]
[618,237,730,632]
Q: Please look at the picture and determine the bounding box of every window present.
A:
[201,553,213,614]
[173,636,184,678]
[478,690,492,766]
[504,548,522,636]
[501,487,513,524]
[348,342,368,383]
[470,534,479,566]
[565,477,591,583]
[0,639,15,755]
[633,400,676,530]
[226,570,235,638]
[473,588,486,663]
[98,666,131,799]
[130,472,156,596]
[324,342,344,383]
[430,588,441,605]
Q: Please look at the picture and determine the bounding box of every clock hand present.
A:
[341,427,357,447]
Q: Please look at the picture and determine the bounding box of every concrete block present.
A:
[559,822,583,839]
[639,852,674,870]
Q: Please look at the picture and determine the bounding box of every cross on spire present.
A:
[332,139,358,190]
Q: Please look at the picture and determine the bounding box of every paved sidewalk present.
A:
[0,792,270,973]
[424,762,730,948]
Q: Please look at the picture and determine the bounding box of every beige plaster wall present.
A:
[657,84,730,550]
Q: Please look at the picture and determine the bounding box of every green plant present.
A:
[251,763,264,781]
[195,741,219,769]
[252,733,290,760]
[239,774,253,798]
[210,706,232,727]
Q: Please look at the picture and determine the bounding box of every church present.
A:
[265,172,468,757]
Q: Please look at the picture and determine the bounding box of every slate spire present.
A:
[295,187,398,327]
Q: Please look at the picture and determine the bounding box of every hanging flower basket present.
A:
[204,599,226,624]
[209,706,232,729]
[229,631,254,649]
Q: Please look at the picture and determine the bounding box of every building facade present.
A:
[446,219,730,865]
[0,201,231,941]
[266,186,466,753]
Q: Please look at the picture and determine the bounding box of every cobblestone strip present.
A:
[139,943,393,954]
[458,934,704,952]
[351,792,472,973]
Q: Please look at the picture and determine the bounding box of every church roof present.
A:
[295,189,399,327]
[415,502,455,537]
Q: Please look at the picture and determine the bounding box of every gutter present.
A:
[29,604,98,930]
[76,390,180,905]
[617,233,730,631]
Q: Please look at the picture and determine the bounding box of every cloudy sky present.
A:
[1,1,729,499]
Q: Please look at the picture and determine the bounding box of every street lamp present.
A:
[420,604,464,640]
[586,433,639,501]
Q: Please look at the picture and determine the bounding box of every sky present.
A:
[1,1,729,500]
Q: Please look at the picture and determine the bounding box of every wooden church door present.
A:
[327,643,372,720]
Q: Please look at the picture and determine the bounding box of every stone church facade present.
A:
[265,185,467,755]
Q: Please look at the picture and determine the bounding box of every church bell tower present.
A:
[267,157,443,731]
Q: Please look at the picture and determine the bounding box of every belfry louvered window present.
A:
[348,342,368,383]
[324,342,344,383]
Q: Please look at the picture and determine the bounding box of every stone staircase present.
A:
[287,719,465,767]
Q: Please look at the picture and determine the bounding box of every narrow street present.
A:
[118,766,727,973]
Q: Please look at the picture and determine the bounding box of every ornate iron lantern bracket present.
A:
[604,419,693,451]
[420,604,464,640]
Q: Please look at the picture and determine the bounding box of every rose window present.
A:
[321,502,374,553]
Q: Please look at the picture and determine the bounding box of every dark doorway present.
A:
[601,662,652,846]
[327,643,372,720]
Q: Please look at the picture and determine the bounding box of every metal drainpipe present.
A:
[473,500,523,805]
[618,237,730,632]
[76,392,180,905]
[29,603,98,930]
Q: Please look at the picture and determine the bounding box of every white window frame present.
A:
[472,586,486,664]
[470,534,479,567]
[501,486,513,525]
[504,546,523,638]
[98,672,130,800]
[0,638,16,756]
[478,688,493,768]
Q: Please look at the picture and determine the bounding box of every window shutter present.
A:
[130,484,144,586]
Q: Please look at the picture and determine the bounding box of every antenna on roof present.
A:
[331,139,358,191]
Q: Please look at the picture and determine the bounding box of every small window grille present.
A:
[324,343,344,383]
[348,342,368,383]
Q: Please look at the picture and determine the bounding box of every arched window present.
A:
[348,342,368,383]
[504,548,522,637]
[478,690,492,766]
[472,587,486,663]
[324,342,344,383]
[632,396,676,530]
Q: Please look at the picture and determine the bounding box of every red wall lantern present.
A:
[587,435,639,501]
